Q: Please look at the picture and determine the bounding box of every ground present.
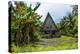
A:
[36,36,77,47]
[11,36,78,53]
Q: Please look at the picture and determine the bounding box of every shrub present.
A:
[32,31,41,42]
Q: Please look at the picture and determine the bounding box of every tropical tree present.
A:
[59,13,78,37]
[58,5,78,37]
[71,5,78,16]
[10,1,42,46]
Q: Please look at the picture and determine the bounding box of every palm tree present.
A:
[72,5,78,16]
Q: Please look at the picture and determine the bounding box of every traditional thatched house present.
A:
[42,12,60,38]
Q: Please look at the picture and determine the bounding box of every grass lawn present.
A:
[11,36,78,53]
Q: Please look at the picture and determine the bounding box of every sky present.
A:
[12,1,73,23]
[35,2,73,23]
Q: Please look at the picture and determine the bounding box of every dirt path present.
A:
[36,37,77,47]
[36,38,61,47]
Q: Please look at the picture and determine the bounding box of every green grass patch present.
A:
[11,36,78,53]
[55,36,73,40]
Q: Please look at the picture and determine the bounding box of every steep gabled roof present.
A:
[42,12,58,30]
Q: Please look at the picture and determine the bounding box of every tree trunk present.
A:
[27,24,30,44]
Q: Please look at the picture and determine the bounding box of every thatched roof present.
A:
[42,12,58,30]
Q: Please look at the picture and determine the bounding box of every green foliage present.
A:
[72,5,78,16]
[55,36,72,41]
[58,5,78,38]
[10,1,42,46]
[32,32,41,41]
[59,14,78,37]
[73,16,78,37]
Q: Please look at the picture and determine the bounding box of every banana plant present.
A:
[11,1,42,45]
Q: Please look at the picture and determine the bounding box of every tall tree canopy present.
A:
[58,5,78,37]
[9,1,42,46]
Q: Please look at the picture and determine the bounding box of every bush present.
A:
[32,32,41,42]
